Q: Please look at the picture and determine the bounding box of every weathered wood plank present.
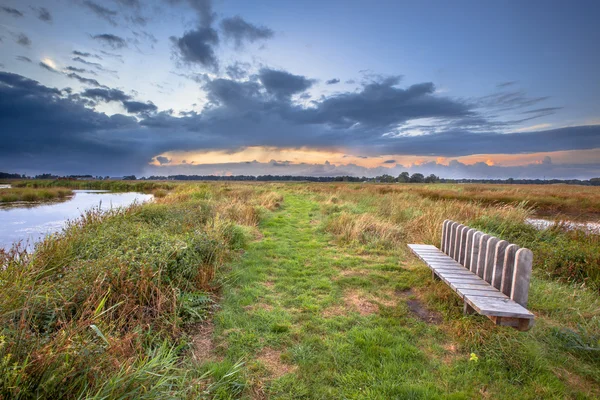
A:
[483,236,499,284]
[465,295,534,318]
[448,222,458,258]
[458,228,472,266]
[458,289,508,298]
[501,244,519,297]
[453,224,465,261]
[463,228,475,269]
[491,240,508,290]
[511,248,533,307]
[441,220,450,252]
[476,234,491,278]
[452,283,499,291]
[470,231,483,273]
[433,268,472,275]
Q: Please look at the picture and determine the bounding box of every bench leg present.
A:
[463,302,476,315]
[432,271,441,281]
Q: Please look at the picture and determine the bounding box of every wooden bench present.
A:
[408,220,535,331]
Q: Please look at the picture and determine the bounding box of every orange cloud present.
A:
[150,147,600,169]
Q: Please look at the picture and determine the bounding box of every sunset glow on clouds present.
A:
[1,0,599,178]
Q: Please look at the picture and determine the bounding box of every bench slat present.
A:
[465,296,533,318]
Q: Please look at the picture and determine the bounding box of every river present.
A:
[0,190,153,250]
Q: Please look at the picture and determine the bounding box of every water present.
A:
[0,190,153,250]
[526,218,600,234]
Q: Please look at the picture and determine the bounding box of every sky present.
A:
[0,0,599,179]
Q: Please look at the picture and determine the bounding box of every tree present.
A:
[424,174,439,183]
[123,175,137,180]
[397,171,410,183]
[409,173,425,183]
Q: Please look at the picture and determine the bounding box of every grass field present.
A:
[0,187,73,203]
[1,182,599,399]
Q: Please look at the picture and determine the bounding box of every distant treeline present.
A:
[2,172,600,186]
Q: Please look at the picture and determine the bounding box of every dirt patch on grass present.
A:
[400,289,442,324]
[244,303,274,312]
[322,289,396,317]
[190,321,218,362]
[263,281,275,289]
[336,268,372,278]
[257,348,297,379]
[344,290,379,315]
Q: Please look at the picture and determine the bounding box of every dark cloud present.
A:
[497,81,518,88]
[65,66,97,75]
[80,87,157,114]
[170,28,219,70]
[39,61,57,73]
[66,73,105,87]
[16,34,31,47]
[521,107,563,114]
[123,101,158,114]
[225,62,250,79]
[220,16,274,49]
[326,78,340,85]
[16,56,32,63]
[298,77,471,129]
[155,156,171,165]
[81,88,130,102]
[91,34,127,49]
[383,159,396,164]
[345,79,356,84]
[372,125,600,157]
[0,72,139,174]
[258,68,315,99]
[83,1,118,26]
[0,6,23,17]
[73,57,103,69]
[73,50,102,59]
[34,7,52,22]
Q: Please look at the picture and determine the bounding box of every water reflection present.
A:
[0,190,153,250]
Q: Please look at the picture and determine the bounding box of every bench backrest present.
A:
[441,220,533,307]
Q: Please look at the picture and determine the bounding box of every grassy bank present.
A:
[0,187,73,203]
[0,183,281,398]
[10,179,177,193]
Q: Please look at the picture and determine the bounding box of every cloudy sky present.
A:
[0,0,599,178]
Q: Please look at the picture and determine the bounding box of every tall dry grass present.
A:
[299,182,600,289]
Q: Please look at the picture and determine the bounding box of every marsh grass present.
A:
[0,187,73,203]
[411,183,600,218]
[10,179,176,193]
[0,183,268,399]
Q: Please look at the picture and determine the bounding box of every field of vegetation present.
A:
[9,179,176,194]
[0,187,73,203]
[1,182,599,399]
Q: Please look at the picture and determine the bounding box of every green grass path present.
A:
[204,193,579,399]
[205,193,470,399]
